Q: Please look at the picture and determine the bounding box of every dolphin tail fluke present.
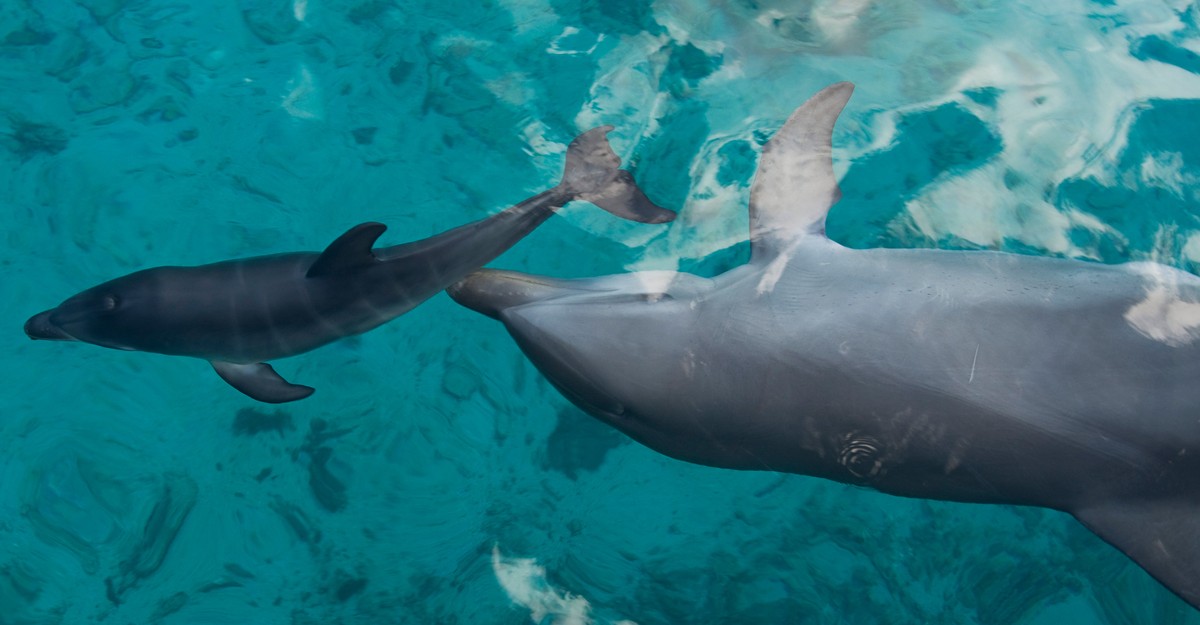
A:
[211,361,315,403]
[561,126,676,224]
[1074,499,1200,610]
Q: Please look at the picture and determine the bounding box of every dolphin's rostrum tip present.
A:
[24,309,71,341]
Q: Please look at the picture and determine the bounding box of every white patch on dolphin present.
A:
[629,270,681,300]
[1125,261,1200,347]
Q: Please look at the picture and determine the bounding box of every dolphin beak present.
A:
[449,269,599,319]
[24,309,75,341]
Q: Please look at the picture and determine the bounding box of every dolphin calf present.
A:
[450,83,1200,608]
[25,127,673,403]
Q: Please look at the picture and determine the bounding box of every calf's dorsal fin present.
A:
[748,82,854,261]
[307,222,387,278]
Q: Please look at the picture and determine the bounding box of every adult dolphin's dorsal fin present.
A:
[211,361,315,403]
[306,222,387,278]
[1074,498,1200,608]
[749,82,854,261]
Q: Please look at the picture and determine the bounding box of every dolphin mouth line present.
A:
[24,310,75,341]
[448,269,613,319]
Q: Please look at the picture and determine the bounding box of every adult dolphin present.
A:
[449,82,1200,609]
[25,127,674,403]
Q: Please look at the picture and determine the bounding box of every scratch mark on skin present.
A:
[969,344,979,383]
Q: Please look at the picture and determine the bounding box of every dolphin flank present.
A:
[450,83,1200,609]
[25,127,673,403]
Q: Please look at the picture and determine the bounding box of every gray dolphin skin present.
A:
[25,127,674,403]
[450,83,1200,608]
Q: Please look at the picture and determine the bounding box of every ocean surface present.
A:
[4,0,1200,623]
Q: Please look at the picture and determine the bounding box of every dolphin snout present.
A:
[449,269,586,319]
[24,309,74,341]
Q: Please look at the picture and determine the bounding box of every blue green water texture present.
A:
[4,0,1200,623]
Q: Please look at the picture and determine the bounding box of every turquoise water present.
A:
[5,0,1200,623]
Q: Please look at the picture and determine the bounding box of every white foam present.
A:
[625,133,753,273]
[659,13,726,57]
[540,0,1200,276]
[522,121,566,157]
[491,545,636,625]
[905,161,1077,255]
[548,27,606,56]
[811,0,873,44]
[921,3,1200,253]
[500,0,560,34]
[1140,151,1196,197]
[574,32,670,136]
[1183,231,1200,263]
[282,65,322,120]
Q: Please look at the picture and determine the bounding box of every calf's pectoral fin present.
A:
[210,361,315,403]
[1074,498,1200,609]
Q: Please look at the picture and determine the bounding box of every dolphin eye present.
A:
[102,294,119,311]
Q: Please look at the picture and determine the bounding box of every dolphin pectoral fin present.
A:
[749,82,854,260]
[1074,499,1200,609]
[210,361,315,403]
[306,222,387,278]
